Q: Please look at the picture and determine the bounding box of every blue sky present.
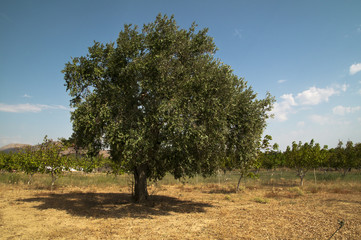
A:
[1,0,361,150]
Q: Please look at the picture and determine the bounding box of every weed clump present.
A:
[224,195,232,201]
[253,197,269,204]
[288,187,304,196]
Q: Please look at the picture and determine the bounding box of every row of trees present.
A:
[0,136,112,189]
[258,139,361,186]
[1,136,360,190]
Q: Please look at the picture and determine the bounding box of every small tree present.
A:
[330,140,357,176]
[285,139,324,186]
[38,136,69,190]
[259,136,282,171]
[0,152,18,172]
[17,146,41,184]
[79,155,106,173]
[344,141,357,173]
[355,143,361,171]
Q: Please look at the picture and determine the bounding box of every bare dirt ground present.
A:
[1,183,360,239]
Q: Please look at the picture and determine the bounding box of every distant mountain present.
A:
[0,143,31,153]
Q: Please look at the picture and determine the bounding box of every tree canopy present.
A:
[63,14,274,201]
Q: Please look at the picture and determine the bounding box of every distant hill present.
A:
[0,143,110,158]
[0,143,31,153]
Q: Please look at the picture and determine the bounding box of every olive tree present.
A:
[63,14,273,202]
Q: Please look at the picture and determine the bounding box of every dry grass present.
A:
[1,183,361,239]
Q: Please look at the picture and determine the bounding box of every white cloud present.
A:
[350,63,361,75]
[296,86,337,105]
[277,79,287,84]
[271,94,296,121]
[332,105,361,115]
[22,94,32,98]
[0,103,69,113]
[271,85,346,122]
[281,94,296,106]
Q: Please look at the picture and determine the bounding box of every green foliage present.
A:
[285,139,328,186]
[258,136,284,170]
[253,197,269,204]
[15,146,41,184]
[0,152,18,172]
[288,187,304,196]
[63,14,274,200]
[69,155,102,173]
[328,140,358,175]
[37,136,69,189]
[224,195,232,201]
[355,143,361,170]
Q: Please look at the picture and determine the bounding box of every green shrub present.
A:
[253,197,269,204]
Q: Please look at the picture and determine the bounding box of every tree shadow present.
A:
[18,191,213,219]
[206,189,236,194]
[261,182,299,188]
[323,198,361,205]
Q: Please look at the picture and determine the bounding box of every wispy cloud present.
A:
[341,83,348,92]
[350,63,361,75]
[297,121,305,127]
[333,83,348,92]
[310,114,351,126]
[234,29,243,39]
[332,105,361,116]
[296,86,337,105]
[22,94,32,98]
[309,114,330,125]
[0,103,69,113]
[277,79,287,84]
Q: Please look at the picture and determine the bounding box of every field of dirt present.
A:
[1,183,360,239]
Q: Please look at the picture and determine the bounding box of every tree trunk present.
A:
[342,168,349,176]
[300,175,304,186]
[133,164,148,202]
[236,173,244,192]
[313,168,317,184]
[27,174,33,185]
[298,169,305,187]
[51,172,57,191]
